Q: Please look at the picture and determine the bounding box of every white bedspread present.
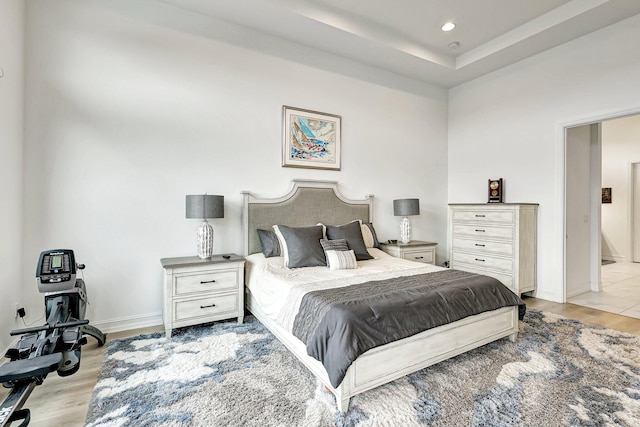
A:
[245,248,445,332]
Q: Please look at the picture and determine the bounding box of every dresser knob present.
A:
[475,229,485,232]
[475,258,485,262]
[200,279,216,284]
[475,244,485,247]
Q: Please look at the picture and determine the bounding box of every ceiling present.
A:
[160,0,640,87]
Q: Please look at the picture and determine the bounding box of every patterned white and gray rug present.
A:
[85,310,640,426]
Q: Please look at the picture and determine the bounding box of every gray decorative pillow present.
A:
[273,225,326,268]
[257,229,281,258]
[320,239,349,253]
[326,221,373,261]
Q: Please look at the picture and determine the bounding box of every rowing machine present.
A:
[0,250,106,426]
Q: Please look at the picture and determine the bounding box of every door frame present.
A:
[630,161,640,263]
[563,123,602,300]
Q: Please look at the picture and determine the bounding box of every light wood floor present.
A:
[2,299,640,427]
[0,325,163,427]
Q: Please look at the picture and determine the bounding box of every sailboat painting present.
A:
[282,106,341,170]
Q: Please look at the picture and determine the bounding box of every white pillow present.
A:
[358,221,380,249]
[325,250,358,270]
[360,223,374,248]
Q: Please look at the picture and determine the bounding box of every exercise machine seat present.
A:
[0,353,63,383]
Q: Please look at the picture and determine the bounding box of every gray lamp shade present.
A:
[186,195,224,219]
[393,198,420,216]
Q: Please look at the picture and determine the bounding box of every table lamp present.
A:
[393,198,420,244]
[186,194,224,258]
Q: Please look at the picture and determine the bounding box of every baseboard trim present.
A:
[531,290,563,303]
[602,254,626,263]
[89,312,163,334]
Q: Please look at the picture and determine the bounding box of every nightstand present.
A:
[380,240,438,265]
[160,254,245,337]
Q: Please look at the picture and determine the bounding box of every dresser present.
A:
[380,240,437,265]
[448,203,538,295]
[161,254,245,337]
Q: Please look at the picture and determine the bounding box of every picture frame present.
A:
[602,187,612,204]
[282,106,341,170]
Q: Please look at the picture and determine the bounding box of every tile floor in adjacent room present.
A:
[568,261,640,319]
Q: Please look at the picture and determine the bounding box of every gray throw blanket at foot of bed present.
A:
[292,269,525,387]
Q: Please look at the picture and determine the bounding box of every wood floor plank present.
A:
[1,300,639,426]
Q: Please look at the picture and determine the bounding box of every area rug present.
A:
[85,310,640,426]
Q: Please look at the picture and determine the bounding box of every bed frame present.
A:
[242,180,519,412]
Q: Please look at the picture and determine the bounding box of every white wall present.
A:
[601,115,640,262]
[0,1,25,351]
[449,14,640,302]
[22,0,449,331]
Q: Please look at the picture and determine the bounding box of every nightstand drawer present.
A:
[452,237,514,256]
[380,240,437,266]
[451,251,514,273]
[451,209,514,224]
[402,250,434,264]
[174,269,238,296]
[174,293,238,322]
[452,224,514,240]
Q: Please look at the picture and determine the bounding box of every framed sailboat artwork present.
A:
[282,106,341,170]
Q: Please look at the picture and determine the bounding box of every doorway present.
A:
[564,112,640,318]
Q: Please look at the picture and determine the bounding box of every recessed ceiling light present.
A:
[441,22,456,32]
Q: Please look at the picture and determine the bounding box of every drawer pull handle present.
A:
[475,258,485,262]
[475,229,485,232]
[200,303,216,309]
[475,244,486,247]
[475,214,486,217]
[414,256,424,259]
[200,279,216,284]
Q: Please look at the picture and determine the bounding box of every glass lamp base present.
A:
[400,216,411,244]
[197,220,214,259]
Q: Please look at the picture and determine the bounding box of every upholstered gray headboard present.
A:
[242,180,374,256]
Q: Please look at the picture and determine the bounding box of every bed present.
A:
[242,179,523,412]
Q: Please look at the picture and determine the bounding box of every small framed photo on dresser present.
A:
[488,178,503,203]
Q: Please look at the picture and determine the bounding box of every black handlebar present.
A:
[10,319,89,336]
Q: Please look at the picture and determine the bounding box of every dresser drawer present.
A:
[173,293,238,322]
[452,237,514,256]
[451,265,514,290]
[402,250,434,264]
[452,224,514,240]
[174,269,238,296]
[452,251,514,273]
[451,209,514,224]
